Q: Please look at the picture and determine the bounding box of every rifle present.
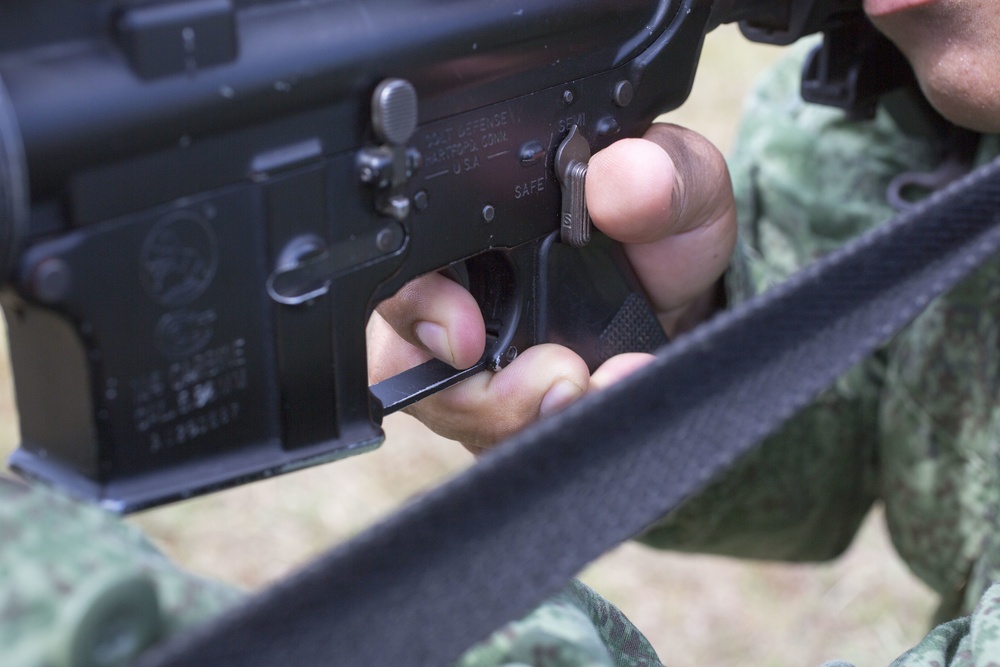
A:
[0,0,915,512]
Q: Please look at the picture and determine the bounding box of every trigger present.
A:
[555,125,592,248]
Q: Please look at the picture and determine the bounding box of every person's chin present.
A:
[920,84,1000,134]
[905,52,1000,133]
[868,9,1000,133]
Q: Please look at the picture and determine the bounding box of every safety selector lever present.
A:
[555,125,592,248]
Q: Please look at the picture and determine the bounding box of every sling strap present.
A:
[135,154,1000,667]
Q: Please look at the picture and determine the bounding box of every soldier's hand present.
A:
[368,123,736,453]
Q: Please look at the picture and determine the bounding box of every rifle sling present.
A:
[134,154,1000,667]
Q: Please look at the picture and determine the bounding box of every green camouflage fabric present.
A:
[884,581,1000,667]
[456,581,662,667]
[640,40,1000,663]
[0,476,242,667]
[0,473,661,667]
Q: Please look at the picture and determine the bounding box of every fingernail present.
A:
[415,321,454,366]
[540,380,584,418]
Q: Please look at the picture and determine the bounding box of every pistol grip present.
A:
[536,231,668,371]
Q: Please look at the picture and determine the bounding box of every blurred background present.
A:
[0,25,938,667]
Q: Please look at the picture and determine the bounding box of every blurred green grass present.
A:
[0,25,937,667]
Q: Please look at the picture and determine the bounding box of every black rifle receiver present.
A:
[0,0,889,511]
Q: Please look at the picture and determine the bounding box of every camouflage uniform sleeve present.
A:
[827,580,1000,667]
[0,475,243,667]
[0,472,661,667]
[642,31,1000,651]
[638,41,944,562]
[456,580,663,667]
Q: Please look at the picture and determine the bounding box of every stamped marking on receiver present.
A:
[154,308,217,359]
[131,337,248,451]
[140,211,218,307]
[418,106,519,179]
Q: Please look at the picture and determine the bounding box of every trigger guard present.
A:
[463,250,524,371]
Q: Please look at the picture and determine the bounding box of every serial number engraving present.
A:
[130,338,248,451]
[148,402,242,451]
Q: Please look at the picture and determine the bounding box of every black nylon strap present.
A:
[136,155,1000,667]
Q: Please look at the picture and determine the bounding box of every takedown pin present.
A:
[555,125,592,248]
